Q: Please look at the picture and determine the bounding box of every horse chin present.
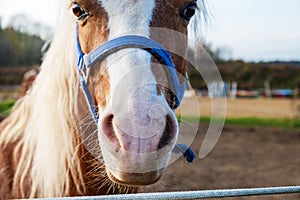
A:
[106,169,162,186]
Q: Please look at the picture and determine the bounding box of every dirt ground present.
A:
[176,97,300,119]
[153,123,300,200]
[1,90,299,199]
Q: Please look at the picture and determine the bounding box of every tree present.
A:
[0,27,44,66]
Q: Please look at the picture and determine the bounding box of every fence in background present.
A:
[45,186,300,200]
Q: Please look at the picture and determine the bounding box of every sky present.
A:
[205,0,300,62]
[1,0,300,62]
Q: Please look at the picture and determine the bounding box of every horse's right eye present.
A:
[180,2,197,23]
[72,3,89,20]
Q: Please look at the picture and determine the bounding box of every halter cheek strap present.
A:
[75,25,195,163]
[76,27,99,122]
[76,25,186,115]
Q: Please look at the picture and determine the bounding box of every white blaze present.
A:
[97,1,179,175]
[100,0,156,97]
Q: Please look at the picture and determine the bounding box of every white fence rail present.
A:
[45,186,300,200]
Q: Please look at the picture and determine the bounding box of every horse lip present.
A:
[106,169,162,186]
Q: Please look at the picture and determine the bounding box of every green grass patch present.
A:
[225,117,300,129]
[177,115,300,129]
[0,99,16,117]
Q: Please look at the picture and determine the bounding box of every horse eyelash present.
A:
[68,0,76,9]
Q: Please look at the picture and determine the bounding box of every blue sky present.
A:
[206,0,300,61]
[1,0,300,62]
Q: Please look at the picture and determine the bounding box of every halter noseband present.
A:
[75,26,195,163]
[75,26,186,123]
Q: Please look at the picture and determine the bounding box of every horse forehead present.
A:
[97,0,194,25]
[98,0,156,39]
[99,0,155,12]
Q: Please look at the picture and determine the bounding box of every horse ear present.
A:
[19,68,40,97]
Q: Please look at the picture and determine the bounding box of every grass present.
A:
[225,117,300,129]
[0,99,16,118]
[178,116,300,130]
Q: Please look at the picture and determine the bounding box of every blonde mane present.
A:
[0,3,88,197]
[0,1,206,198]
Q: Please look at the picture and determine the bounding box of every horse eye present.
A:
[72,3,87,19]
[180,3,197,22]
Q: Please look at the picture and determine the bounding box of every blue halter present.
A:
[75,26,186,122]
[75,26,195,163]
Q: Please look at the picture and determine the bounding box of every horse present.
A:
[0,0,206,198]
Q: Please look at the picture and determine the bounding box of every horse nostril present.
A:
[101,114,119,146]
[157,114,176,150]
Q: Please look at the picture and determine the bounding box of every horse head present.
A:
[73,0,199,186]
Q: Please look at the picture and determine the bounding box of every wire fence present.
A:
[45,186,300,200]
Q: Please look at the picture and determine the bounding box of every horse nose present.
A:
[99,96,178,153]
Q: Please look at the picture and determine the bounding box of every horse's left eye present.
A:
[72,3,88,20]
[180,2,197,22]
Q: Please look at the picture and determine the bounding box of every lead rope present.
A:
[172,73,196,163]
[173,144,196,163]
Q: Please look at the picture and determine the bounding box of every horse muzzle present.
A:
[107,169,162,186]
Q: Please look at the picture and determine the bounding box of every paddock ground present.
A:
[157,98,300,199]
[154,123,300,199]
[1,92,299,199]
[0,86,19,100]
[176,97,300,119]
